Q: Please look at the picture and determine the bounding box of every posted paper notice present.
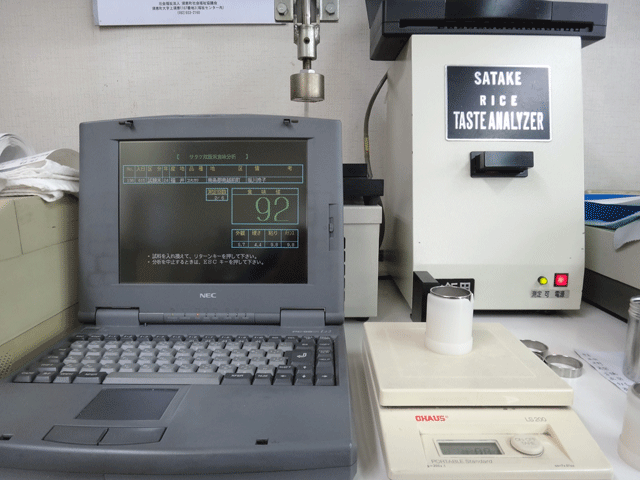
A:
[93,0,277,25]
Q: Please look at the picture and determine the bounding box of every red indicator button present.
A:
[554,274,569,287]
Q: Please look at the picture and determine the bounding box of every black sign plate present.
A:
[446,66,550,141]
[437,278,475,294]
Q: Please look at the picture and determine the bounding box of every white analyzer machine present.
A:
[364,0,608,311]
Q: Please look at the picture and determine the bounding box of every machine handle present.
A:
[470,151,534,177]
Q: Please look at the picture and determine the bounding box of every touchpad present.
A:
[76,389,178,421]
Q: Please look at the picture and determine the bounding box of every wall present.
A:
[0,0,637,191]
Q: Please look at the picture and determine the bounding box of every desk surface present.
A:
[346,278,637,480]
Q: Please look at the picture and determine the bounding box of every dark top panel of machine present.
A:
[365,0,608,60]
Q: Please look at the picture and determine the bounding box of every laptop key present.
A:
[35,362,63,373]
[289,348,315,364]
[177,365,198,373]
[294,373,314,386]
[276,365,295,375]
[43,354,65,363]
[74,372,107,384]
[273,373,294,385]
[100,363,121,374]
[80,363,102,373]
[13,371,38,383]
[222,373,253,385]
[253,373,273,385]
[196,365,216,374]
[268,358,287,368]
[296,365,314,377]
[315,360,334,376]
[53,372,77,384]
[317,348,333,357]
[315,373,335,386]
[34,372,58,383]
[118,363,140,373]
[103,373,222,385]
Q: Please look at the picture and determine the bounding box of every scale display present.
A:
[118,139,307,284]
[438,441,502,456]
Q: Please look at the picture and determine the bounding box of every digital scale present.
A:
[363,322,613,480]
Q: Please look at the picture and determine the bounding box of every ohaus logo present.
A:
[200,293,217,299]
[415,415,447,422]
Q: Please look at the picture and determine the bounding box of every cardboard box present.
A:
[585,225,640,290]
[583,225,640,319]
[344,204,382,319]
[0,196,79,377]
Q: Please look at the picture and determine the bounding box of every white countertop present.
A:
[345,278,638,480]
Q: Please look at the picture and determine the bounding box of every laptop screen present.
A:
[118,139,308,284]
[78,116,343,324]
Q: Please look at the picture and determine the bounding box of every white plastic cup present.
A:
[424,285,474,355]
[619,383,640,470]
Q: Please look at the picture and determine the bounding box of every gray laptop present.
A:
[0,115,356,479]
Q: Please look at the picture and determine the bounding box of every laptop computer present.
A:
[0,115,357,479]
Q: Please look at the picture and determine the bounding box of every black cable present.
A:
[362,72,388,248]
[363,72,388,179]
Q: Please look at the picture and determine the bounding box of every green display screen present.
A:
[119,139,308,284]
[439,441,503,456]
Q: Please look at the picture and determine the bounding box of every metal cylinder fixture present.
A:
[291,0,323,102]
[275,0,338,102]
[296,24,319,61]
[624,296,640,382]
[290,70,324,102]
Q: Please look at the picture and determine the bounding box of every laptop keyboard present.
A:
[13,334,336,386]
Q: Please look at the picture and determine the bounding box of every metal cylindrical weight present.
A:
[290,71,324,102]
[424,285,474,355]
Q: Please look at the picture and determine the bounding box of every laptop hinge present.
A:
[280,309,326,327]
[95,308,140,327]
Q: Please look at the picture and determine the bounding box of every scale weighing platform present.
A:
[363,322,613,480]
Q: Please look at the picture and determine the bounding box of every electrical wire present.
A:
[362,72,388,248]
[363,72,388,179]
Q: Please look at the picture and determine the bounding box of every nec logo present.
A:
[415,415,447,422]
[199,293,217,299]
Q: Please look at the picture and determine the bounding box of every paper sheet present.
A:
[93,0,278,26]
[0,149,79,202]
[0,133,34,164]
[0,148,79,172]
[575,349,635,392]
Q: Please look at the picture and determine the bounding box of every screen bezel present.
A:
[78,115,343,324]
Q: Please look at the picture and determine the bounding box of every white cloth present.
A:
[0,148,79,202]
